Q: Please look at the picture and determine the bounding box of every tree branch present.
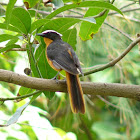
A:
[109,7,140,15]
[0,90,41,102]
[120,2,136,10]
[0,69,140,100]
[83,37,140,76]
[104,22,133,41]
[0,47,26,52]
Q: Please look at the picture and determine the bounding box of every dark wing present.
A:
[70,47,83,75]
[47,40,82,75]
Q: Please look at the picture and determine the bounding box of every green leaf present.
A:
[81,17,96,24]
[0,23,21,33]
[62,28,77,50]
[18,87,35,96]
[23,0,39,8]
[0,44,20,53]
[5,0,17,26]
[34,17,96,34]
[30,19,50,33]
[7,102,30,126]
[10,7,31,34]
[34,44,55,99]
[43,18,80,32]
[41,17,88,34]
[6,38,18,46]
[28,9,41,18]
[0,102,30,127]
[46,1,123,19]
[0,34,18,43]
[79,8,109,40]
[26,44,41,78]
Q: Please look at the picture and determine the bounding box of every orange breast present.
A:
[44,37,61,72]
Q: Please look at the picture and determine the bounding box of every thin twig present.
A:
[109,7,140,15]
[68,9,83,16]
[120,2,136,10]
[97,95,131,112]
[113,14,140,23]
[83,37,140,76]
[0,90,41,102]
[104,22,133,41]
[0,47,26,52]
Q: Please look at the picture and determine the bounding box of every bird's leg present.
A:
[51,72,60,83]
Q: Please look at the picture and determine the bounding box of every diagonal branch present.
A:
[83,37,140,76]
[104,22,133,41]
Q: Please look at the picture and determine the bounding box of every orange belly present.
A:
[44,37,61,71]
[46,56,61,72]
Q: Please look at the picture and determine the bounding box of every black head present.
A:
[36,30,62,41]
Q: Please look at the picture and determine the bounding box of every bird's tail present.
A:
[65,72,85,114]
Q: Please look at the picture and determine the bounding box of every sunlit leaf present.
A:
[81,17,96,24]
[30,19,50,33]
[28,9,42,18]
[62,28,77,50]
[79,8,109,40]
[0,102,30,127]
[0,23,21,33]
[10,8,31,34]
[5,0,17,27]
[26,44,41,78]
[0,34,18,43]
[6,38,18,46]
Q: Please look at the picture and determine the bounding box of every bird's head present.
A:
[37,30,62,41]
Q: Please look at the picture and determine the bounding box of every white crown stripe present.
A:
[42,30,62,37]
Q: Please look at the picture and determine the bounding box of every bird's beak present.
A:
[36,33,45,37]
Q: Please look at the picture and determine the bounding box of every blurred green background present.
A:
[0,0,140,140]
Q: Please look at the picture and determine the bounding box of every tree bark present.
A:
[0,69,140,100]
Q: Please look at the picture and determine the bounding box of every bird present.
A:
[37,30,85,114]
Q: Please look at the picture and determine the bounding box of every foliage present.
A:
[0,0,140,139]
